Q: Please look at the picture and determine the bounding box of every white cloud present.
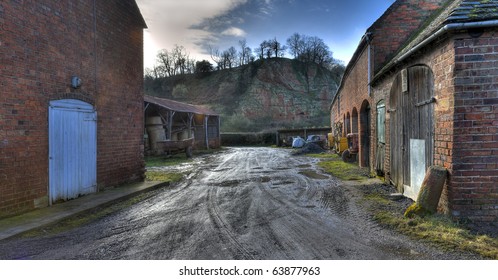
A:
[221,27,247,37]
[136,0,248,68]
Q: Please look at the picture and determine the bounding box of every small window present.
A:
[377,100,386,144]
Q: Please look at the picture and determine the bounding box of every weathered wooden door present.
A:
[49,99,97,204]
[390,66,434,199]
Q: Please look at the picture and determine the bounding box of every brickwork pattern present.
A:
[0,0,145,218]
[368,0,445,72]
[451,31,498,226]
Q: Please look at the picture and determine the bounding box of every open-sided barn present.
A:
[144,95,221,154]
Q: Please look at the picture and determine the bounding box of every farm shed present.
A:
[0,0,147,218]
[330,0,498,228]
[144,95,221,154]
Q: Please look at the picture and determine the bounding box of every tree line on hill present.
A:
[145,33,344,79]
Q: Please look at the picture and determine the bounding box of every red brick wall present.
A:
[0,0,145,218]
[372,30,498,227]
[331,0,447,171]
[331,47,373,168]
[331,0,497,227]
[368,0,446,72]
[451,31,498,226]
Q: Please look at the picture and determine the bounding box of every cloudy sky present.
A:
[136,0,396,69]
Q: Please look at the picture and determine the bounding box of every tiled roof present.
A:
[373,0,498,83]
[144,95,219,116]
[445,0,498,23]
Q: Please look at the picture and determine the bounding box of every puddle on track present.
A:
[299,170,329,180]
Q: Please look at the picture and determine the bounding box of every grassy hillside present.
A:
[145,58,343,132]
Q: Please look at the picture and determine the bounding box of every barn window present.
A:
[377,100,386,144]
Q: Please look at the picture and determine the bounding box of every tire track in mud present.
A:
[206,186,255,260]
[255,177,348,259]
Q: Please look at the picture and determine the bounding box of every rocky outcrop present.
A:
[145,58,343,132]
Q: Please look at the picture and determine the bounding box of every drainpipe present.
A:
[93,0,98,97]
[365,32,372,97]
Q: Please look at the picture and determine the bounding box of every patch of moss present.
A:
[363,193,392,206]
[145,171,184,183]
[404,202,432,218]
[316,157,367,181]
[308,153,338,159]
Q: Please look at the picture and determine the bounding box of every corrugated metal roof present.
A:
[144,95,219,116]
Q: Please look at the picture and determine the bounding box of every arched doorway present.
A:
[352,108,359,134]
[345,113,351,136]
[360,101,371,168]
[389,65,435,199]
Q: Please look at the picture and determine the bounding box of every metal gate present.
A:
[49,99,97,204]
[389,66,434,200]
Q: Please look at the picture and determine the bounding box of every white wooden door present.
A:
[49,99,97,204]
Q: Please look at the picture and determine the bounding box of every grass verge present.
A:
[145,148,223,168]
[308,153,368,181]
[373,210,498,259]
[19,190,165,238]
[306,152,498,259]
[145,171,184,182]
[358,186,498,259]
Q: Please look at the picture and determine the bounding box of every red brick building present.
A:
[0,1,147,218]
[331,0,498,228]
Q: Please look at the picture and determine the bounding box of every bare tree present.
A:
[238,39,252,65]
[286,33,304,59]
[210,46,226,70]
[225,46,238,69]
[171,45,191,75]
[156,49,174,77]
[269,37,286,58]
[286,33,334,67]
[155,45,193,76]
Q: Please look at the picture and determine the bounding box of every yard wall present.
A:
[0,0,145,218]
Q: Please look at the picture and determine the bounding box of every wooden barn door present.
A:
[49,99,97,204]
[390,66,434,200]
[389,74,403,188]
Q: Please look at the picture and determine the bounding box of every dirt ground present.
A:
[0,147,483,259]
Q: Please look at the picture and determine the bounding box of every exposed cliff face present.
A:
[145,58,342,132]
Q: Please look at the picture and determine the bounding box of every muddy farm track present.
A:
[0,147,480,259]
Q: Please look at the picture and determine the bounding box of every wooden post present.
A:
[204,115,209,149]
[417,165,448,213]
[188,113,194,138]
[405,165,448,218]
[167,111,175,140]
